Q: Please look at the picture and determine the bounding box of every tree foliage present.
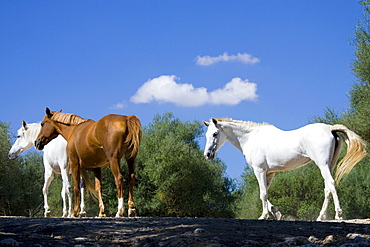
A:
[343,0,370,142]
[134,112,236,217]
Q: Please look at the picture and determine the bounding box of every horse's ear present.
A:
[58,109,62,113]
[203,121,210,127]
[46,107,53,118]
[212,118,218,125]
[22,120,27,130]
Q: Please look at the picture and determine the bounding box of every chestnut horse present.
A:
[35,108,142,217]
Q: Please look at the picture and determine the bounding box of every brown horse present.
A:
[35,108,142,218]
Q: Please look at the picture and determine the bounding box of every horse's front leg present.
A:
[42,164,54,217]
[92,168,106,217]
[253,168,270,219]
[60,167,72,217]
[71,164,81,218]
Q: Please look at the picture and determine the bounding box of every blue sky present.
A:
[0,1,363,179]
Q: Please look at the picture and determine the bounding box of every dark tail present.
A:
[330,124,367,184]
[80,169,98,199]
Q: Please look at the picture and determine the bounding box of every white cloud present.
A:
[130,75,258,107]
[208,77,258,105]
[195,52,260,66]
[111,102,127,109]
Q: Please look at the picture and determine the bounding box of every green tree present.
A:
[135,112,236,217]
[0,121,20,215]
[343,0,370,142]
[17,151,44,216]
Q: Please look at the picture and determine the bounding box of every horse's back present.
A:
[294,123,335,144]
[270,123,336,152]
[94,114,137,140]
[245,123,336,171]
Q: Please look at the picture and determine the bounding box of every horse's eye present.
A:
[213,132,218,137]
[41,123,44,127]
[17,135,20,138]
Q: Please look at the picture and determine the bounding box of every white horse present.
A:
[8,120,89,217]
[203,118,366,221]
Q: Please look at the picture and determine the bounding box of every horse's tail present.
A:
[80,169,98,199]
[125,115,142,158]
[330,124,367,184]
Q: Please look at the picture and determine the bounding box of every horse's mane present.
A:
[51,112,89,125]
[20,123,41,140]
[216,117,272,128]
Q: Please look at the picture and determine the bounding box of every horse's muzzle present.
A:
[8,150,20,160]
[34,140,44,150]
[204,152,215,161]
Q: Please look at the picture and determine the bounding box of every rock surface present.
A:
[1,217,370,246]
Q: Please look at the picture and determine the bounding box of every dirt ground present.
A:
[1,217,370,246]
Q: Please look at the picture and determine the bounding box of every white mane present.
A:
[215,117,272,132]
[20,123,41,141]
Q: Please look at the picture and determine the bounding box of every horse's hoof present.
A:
[44,212,51,217]
[128,208,136,217]
[335,215,343,221]
[335,211,343,221]
[274,211,282,220]
[79,211,87,217]
[70,212,80,218]
[316,214,326,221]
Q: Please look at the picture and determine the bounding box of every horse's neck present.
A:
[55,122,77,141]
[222,122,255,152]
[55,120,91,141]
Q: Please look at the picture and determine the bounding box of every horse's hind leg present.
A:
[317,167,342,221]
[92,168,106,217]
[126,157,136,217]
[317,185,331,221]
[266,172,281,219]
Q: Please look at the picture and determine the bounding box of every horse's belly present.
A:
[78,148,110,169]
[266,154,311,172]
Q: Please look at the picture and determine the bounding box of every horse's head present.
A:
[35,108,61,150]
[8,120,36,160]
[203,118,227,161]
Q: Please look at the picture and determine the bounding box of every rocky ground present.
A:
[1,217,370,246]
